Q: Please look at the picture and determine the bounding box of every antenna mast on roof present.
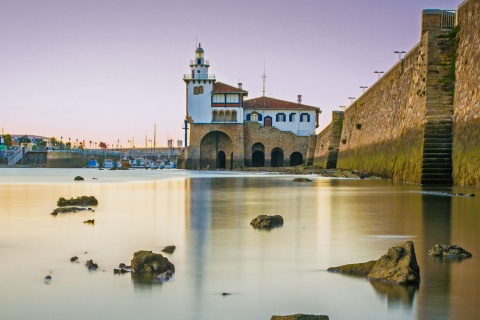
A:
[261,62,266,97]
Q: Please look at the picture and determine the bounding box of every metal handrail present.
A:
[190,60,209,65]
[183,74,215,80]
[441,10,457,28]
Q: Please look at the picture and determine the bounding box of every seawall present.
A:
[314,0,480,186]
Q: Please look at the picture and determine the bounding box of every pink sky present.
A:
[0,0,463,147]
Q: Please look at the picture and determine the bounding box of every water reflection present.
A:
[370,281,417,309]
[418,186,452,320]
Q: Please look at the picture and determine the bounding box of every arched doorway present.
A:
[200,131,233,169]
[251,142,265,167]
[290,152,303,166]
[218,151,226,169]
[271,148,284,167]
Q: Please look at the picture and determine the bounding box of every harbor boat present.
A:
[104,158,114,169]
[131,158,146,169]
[87,159,99,168]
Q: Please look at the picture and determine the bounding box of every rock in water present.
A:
[161,245,176,254]
[74,176,84,181]
[292,177,313,182]
[270,314,329,320]
[131,250,175,274]
[250,215,284,229]
[428,244,472,259]
[85,259,99,270]
[57,196,98,207]
[367,241,420,286]
[327,260,377,277]
[157,270,174,282]
[70,256,78,262]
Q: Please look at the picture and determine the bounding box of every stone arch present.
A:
[200,131,233,169]
[290,152,303,166]
[271,147,284,167]
[212,110,218,122]
[231,110,237,122]
[252,142,265,167]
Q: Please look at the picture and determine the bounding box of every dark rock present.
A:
[428,244,472,259]
[85,259,99,270]
[114,269,120,274]
[292,177,313,182]
[156,270,174,282]
[327,260,377,277]
[221,292,232,296]
[44,275,52,280]
[119,263,126,269]
[92,178,98,180]
[270,314,329,320]
[74,176,84,181]
[57,196,98,207]
[131,250,175,274]
[83,219,95,224]
[51,207,87,215]
[367,241,420,286]
[328,241,420,286]
[87,208,93,211]
[70,256,79,262]
[250,215,284,229]
[161,245,176,254]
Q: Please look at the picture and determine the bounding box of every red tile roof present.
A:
[244,96,320,112]
[213,82,248,94]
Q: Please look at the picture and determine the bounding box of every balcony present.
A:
[183,74,216,80]
[190,60,210,66]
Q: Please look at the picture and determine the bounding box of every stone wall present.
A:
[312,123,331,167]
[45,152,85,168]
[332,36,428,182]
[453,0,480,186]
[243,122,310,167]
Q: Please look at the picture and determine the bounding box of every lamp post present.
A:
[374,71,385,79]
[339,105,346,112]
[348,97,356,105]
[360,86,368,93]
[394,50,406,61]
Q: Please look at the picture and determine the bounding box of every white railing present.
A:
[441,10,457,29]
[8,148,23,165]
[183,74,215,80]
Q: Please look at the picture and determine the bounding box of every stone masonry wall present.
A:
[453,0,480,186]
[334,36,428,182]
[243,122,310,167]
[312,123,331,167]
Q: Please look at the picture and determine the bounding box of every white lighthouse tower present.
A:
[183,43,215,124]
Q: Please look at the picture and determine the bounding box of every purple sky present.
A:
[1,0,463,147]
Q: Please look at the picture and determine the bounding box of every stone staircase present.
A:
[421,31,454,185]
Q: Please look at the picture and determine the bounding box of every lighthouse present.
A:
[183,43,215,124]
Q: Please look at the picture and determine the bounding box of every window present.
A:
[289,113,296,122]
[226,94,239,103]
[212,110,218,122]
[193,86,204,95]
[231,111,237,122]
[300,113,310,122]
[212,94,225,103]
[251,113,258,121]
[276,113,286,122]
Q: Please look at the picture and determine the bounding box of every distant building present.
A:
[181,44,321,169]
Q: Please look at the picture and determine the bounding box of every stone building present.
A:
[182,45,321,169]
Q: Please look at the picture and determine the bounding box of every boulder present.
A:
[74,176,84,181]
[250,215,284,229]
[157,270,174,282]
[428,244,472,259]
[161,245,176,254]
[83,219,95,224]
[328,241,420,286]
[327,260,377,277]
[70,256,78,262]
[270,314,329,320]
[57,196,98,207]
[292,177,313,182]
[131,250,175,274]
[85,259,99,270]
[51,207,87,215]
[367,241,420,286]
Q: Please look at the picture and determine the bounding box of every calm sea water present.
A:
[0,168,479,320]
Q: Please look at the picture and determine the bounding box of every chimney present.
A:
[297,95,302,104]
[238,83,243,90]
